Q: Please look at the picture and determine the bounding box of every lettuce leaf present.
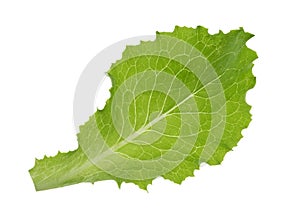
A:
[29,26,257,191]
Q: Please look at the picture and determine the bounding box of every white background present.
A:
[1,0,299,213]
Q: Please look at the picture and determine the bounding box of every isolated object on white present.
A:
[29,26,257,191]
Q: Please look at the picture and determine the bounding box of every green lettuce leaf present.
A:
[29,26,257,191]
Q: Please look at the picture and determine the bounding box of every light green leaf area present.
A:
[29,26,257,191]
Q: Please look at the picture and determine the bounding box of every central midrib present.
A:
[62,73,221,182]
